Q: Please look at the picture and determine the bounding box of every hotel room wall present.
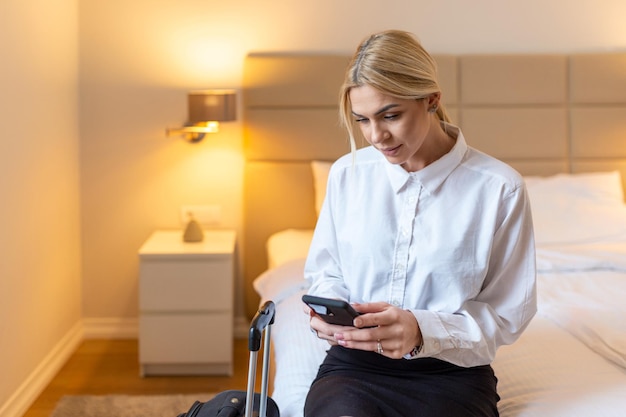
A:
[0,0,81,415]
[79,0,626,332]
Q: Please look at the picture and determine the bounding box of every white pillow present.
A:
[311,161,332,217]
[524,171,624,206]
[265,228,314,269]
[252,258,309,304]
[524,171,626,245]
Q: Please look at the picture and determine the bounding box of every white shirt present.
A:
[305,125,537,367]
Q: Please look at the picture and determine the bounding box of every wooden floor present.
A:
[22,338,259,417]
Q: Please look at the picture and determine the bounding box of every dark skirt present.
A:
[304,346,499,417]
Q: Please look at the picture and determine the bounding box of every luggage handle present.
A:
[245,301,275,417]
[248,300,275,352]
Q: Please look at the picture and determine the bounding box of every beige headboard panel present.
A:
[242,52,626,318]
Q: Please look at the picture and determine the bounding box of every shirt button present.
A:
[392,300,401,307]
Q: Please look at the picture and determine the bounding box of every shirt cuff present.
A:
[407,309,451,357]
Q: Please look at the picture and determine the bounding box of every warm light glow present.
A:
[203,121,219,132]
[163,30,243,87]
[186,122,219,133]
[166,121,220,141]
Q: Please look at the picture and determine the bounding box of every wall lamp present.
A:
[166,89,237,142]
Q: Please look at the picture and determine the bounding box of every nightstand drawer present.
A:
[139,259,232,311]
[139,312,233,363]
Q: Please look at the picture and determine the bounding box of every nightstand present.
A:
[138,229,236,376]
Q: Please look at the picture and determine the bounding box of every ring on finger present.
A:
[376,340,384,355]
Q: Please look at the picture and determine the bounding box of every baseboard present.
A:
[82,317,139,339]
[82,316,250,340]
[0,321,83,417]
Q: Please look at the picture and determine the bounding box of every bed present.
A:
[242,52,626,416]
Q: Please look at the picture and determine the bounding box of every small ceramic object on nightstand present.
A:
[183,212,204,242]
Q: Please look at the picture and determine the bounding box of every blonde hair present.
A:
[339,30,450,154]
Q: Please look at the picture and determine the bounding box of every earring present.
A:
[428,106,438,113]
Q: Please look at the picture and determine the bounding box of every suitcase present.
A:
[177,300,280,417]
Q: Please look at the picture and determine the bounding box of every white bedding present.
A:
[493,316,626,417]
[253,171,626,416]
[255,261,326,417]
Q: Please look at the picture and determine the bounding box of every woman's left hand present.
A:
[335,301,422,359]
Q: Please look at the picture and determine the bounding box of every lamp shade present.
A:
[188,89,237,123]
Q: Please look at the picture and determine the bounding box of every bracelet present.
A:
[406,342,423,359]
[404,309,423,359]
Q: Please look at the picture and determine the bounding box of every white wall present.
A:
[0,0,81,416]
[3,0,626,414]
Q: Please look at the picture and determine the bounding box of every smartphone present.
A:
[302,294,361,326]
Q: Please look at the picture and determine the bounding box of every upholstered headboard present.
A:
[242,52,626,317]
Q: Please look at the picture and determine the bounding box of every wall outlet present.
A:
[180,205,221,226]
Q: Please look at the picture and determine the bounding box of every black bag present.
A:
[177,391,279,417]
[177,301,279,417]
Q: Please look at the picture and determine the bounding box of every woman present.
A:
[304,30,537,417]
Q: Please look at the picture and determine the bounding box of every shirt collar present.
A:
[385,123,468,194]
